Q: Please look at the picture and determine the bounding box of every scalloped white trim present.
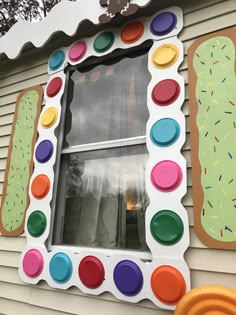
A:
[0,0,152,59]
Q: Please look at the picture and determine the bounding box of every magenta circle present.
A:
[151,160,183,192]
[69,41,87,62]
[23,249,44,278]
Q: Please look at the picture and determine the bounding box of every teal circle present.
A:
[150,118,180,147]
[49,253,72,283]
[150,210,184,246]
[93,32,115,53]
[49,51,65,71]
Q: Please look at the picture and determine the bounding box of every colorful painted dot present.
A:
[152,79,180,106]
[151,265,186,305]
[152,44,179,68]
[150,210,184,245]
[94,31,115,53]
[114,260,143,296]
[41,107,58,128]
[69,41,87,62]
[150,12,177,36]
[35,140,54,163]
[121,21,144,44]
[23,249,44,278]
[151,160,183,192]
[49,50,65,71]
[150,118,180,147]
[31,174,50,199]
[79,256,105,289]
[46,77,63,98]
[49,253,73,284]
[27,211,47,238]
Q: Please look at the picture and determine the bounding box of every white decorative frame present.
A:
[19,6,190,311]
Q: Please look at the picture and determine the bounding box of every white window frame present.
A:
[19,7,190,311]
[49,45,152,260]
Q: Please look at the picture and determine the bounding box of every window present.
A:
[52,45,151,254]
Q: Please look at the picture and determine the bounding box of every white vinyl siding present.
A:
[0,0,236,314]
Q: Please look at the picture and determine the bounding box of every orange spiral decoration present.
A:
[174,286,236,315]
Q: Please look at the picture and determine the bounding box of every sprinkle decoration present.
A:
[191,33,236,245]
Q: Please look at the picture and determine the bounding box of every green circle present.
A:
[27,211,47,237]
[93,31,115,53]
[150,210,184,246]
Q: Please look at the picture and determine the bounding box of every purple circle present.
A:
[113,260,143,296]
[35,140,54,163]
[150,12,177,36]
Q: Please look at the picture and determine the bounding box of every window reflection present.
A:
[64,52,150,146]
[62,146,149,251]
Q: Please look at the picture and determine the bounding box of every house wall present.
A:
[0,0,236,314]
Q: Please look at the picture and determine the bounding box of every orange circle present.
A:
[31,174,50,199]
[121,21,145,44]
[151,265,186,305]
[41,107,58,128]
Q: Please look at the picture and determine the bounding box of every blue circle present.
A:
[113,260,143,296]
[150,118,180,147]
[150,12,177,36]
[35,140,54,163]
[49,253,72,283]
[49,51,65,71]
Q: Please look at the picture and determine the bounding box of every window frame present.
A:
[50,44,152,258]
[19,6,190,311]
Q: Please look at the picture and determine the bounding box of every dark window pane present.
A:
[64,52,150,146]
[59,145,149,251]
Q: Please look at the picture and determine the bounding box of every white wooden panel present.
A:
[183,0,224,14]
[0,104,16,116]
[0,64,48,89]
[0,125,12,137]
[0,147,9,158]
[184,0,236,26]
[0,114,14,126]
[0,159,7,171]
[0,84,47,108]
[0,170,5,182]
[186,248,236,273]
[0,136,10,148]
[0,298,73,315]
[0,74,48,100]
[181,10,236,42]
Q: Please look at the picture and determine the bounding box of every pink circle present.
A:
[151,160,183,192]
[69,41,87,62]
[23,249,44,278]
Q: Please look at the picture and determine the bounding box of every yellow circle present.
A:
[41,107,58,128]
[152,44,179,68]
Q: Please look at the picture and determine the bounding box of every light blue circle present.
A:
[49,51,65,71]
[150,118,180,147]
[49,253,72,283]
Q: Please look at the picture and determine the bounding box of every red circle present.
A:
[78,256,105,289]
[121,21,145,44]
[152,79,180,106]
[31,174,50,199]
[151,265,186,305]
[46,77,63,98]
